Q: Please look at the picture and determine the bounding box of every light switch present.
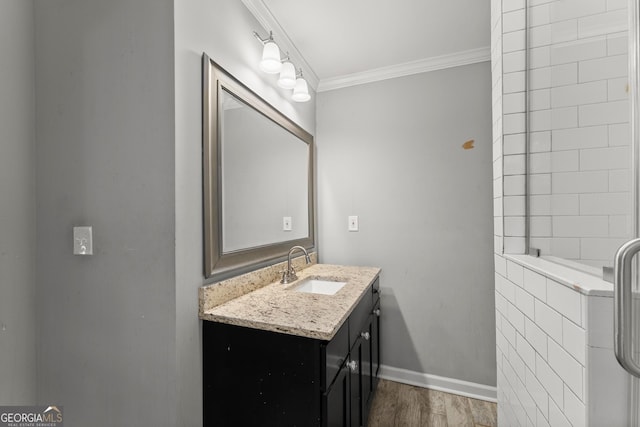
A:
[73,226,93,255]
[283,216,292,231]
[348,216,359,232]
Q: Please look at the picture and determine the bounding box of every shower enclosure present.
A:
[524,0,640,423]
[525,0,632,272]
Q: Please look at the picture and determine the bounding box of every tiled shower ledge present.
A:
[504,254,613,297]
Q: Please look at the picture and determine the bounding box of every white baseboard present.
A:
[378,365,497,403]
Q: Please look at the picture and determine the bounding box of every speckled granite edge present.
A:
[200,263,381,341]
[198,252,318,316]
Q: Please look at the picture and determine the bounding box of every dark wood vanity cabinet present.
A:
[203,277,381,427]
[348,292,381,427]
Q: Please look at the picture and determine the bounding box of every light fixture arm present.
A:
[254,32,292,62]
[253,30,275,45]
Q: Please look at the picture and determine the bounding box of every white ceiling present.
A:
[256,0,491,88]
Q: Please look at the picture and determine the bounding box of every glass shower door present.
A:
[526,0,633,272]
[524,0,640,423]
[615,0,640,424]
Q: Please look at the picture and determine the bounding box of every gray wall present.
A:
[2,1,493,422]
[174,1,316,424]
[317,62,496,386]
[0,0,36,404]
[34,1,177,425]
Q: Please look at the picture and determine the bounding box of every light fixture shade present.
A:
[278,61,296,89]
[292,77,311,102]
[259,41,282,74]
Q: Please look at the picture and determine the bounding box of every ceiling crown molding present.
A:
[317,46,491,92]
[242,0,490,94]
[242,0,320,91]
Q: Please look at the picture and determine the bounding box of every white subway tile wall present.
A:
[498,258,632,426]
[495,258,631,426]
[526,0,631,267]
[496,261,586,425]
[492,1,631,425]
[493,0,632,265]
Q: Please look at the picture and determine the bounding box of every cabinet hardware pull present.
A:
[360,331,370,340]
[373,309,381,316]
[347,360,358,372]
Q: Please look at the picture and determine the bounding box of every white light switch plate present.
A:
[73,226,93,255]
[283,216,292,231]
[348,216,359,232]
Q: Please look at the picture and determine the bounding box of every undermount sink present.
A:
[293,278,347,295]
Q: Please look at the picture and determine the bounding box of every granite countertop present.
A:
[199,263,381,341]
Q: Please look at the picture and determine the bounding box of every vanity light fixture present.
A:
[253,30,311,102]
[277,56,297,89]
[254,31,282,74]
[291,69,311,103]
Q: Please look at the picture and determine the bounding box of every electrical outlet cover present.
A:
[283,216,292,231]
[73,226,93,255]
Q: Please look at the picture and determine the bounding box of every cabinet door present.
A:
[361,314,375,426]
[324,321,349,391]
[372,299,381,386]
[350,338,364,427]
[324,362,350,427]
[203,321,322,426]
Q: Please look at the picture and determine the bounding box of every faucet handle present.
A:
[280,269,291,283]
[280,268,298,284]
[286,267,298,282]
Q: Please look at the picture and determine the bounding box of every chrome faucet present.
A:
[281,245,311,284]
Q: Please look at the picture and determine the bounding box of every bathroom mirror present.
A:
[202,53,314,279]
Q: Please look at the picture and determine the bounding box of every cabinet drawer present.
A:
[371,277,380,303]
[349,289,373,349]
[324,320,349,390]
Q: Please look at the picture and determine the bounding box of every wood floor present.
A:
[368,379,497,427]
